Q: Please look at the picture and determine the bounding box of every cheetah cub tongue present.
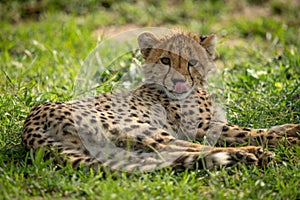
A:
[173,82,189,93]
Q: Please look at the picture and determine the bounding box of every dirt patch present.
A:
[242,5,272,19]
[93,24,141,40]
[220,1,272,25]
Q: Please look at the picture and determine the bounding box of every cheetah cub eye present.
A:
[160,57,171,65]
[188,59,198,67]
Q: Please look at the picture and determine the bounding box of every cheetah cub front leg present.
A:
[267,124,300,138]
[104,127,275,170]
[212,122,300,147]
[205,146,274,168]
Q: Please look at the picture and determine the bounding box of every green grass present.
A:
[1,0,300,199]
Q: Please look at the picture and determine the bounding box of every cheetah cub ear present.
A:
[138,32,159,59]
[200,34,217,59]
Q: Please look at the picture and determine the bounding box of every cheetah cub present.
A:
[22,30,300,172]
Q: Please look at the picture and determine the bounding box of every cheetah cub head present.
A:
[138,31,217,100]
